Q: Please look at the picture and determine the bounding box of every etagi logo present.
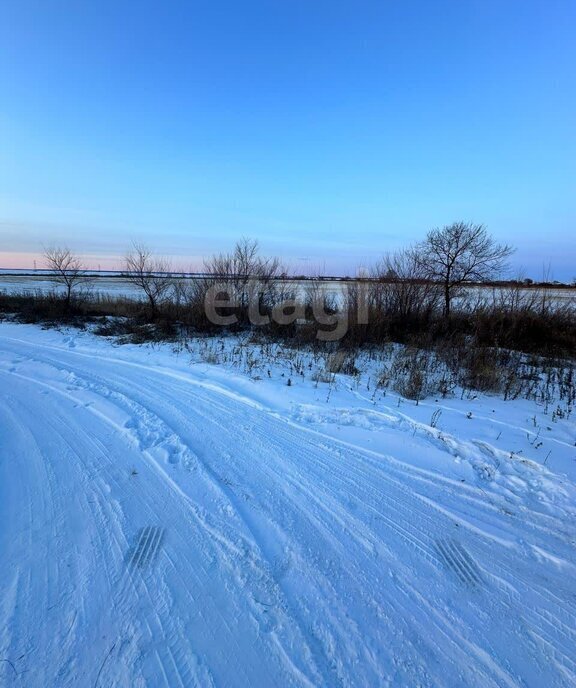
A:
[204,279,370,341]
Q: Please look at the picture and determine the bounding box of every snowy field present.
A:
[1,271,574,308]
[1,322,575,686]
[0,272,142,299]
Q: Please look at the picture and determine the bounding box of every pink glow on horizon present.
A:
[0,251,203,273]
[1,252,44,270]
[0,251,123,271]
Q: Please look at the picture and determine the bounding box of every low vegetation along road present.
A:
[1,323,575,686]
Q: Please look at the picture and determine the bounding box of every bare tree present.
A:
[206,238,283,280]
[373,246,441,320]
[43,246,87,308]
[204,238,285,316]
[125,242,173,317]
[417,222,514,317]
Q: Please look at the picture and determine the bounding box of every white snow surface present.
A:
[1,322,575,687]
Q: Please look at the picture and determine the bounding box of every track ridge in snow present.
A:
[126,526,166,570]
[435,538,484,586]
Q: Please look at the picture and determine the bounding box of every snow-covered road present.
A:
[1,323,575,687]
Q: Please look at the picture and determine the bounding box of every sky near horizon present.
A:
[0,1,575,278]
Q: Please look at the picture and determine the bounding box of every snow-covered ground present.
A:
[0,273,142,299]
[1,322,575,687]
[2,272,574,309]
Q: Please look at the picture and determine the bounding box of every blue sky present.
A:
[1,0,575,277]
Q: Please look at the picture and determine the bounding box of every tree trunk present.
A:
[444,282,450,318]
[148,293,156,319]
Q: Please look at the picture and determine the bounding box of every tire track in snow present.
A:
[0,363,318,687]
[8,353,447,684]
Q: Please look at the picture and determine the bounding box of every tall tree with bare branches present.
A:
[43,246,87,308]
[125,242,173,317]
[417,222,514,317]
[204,238,285,313]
